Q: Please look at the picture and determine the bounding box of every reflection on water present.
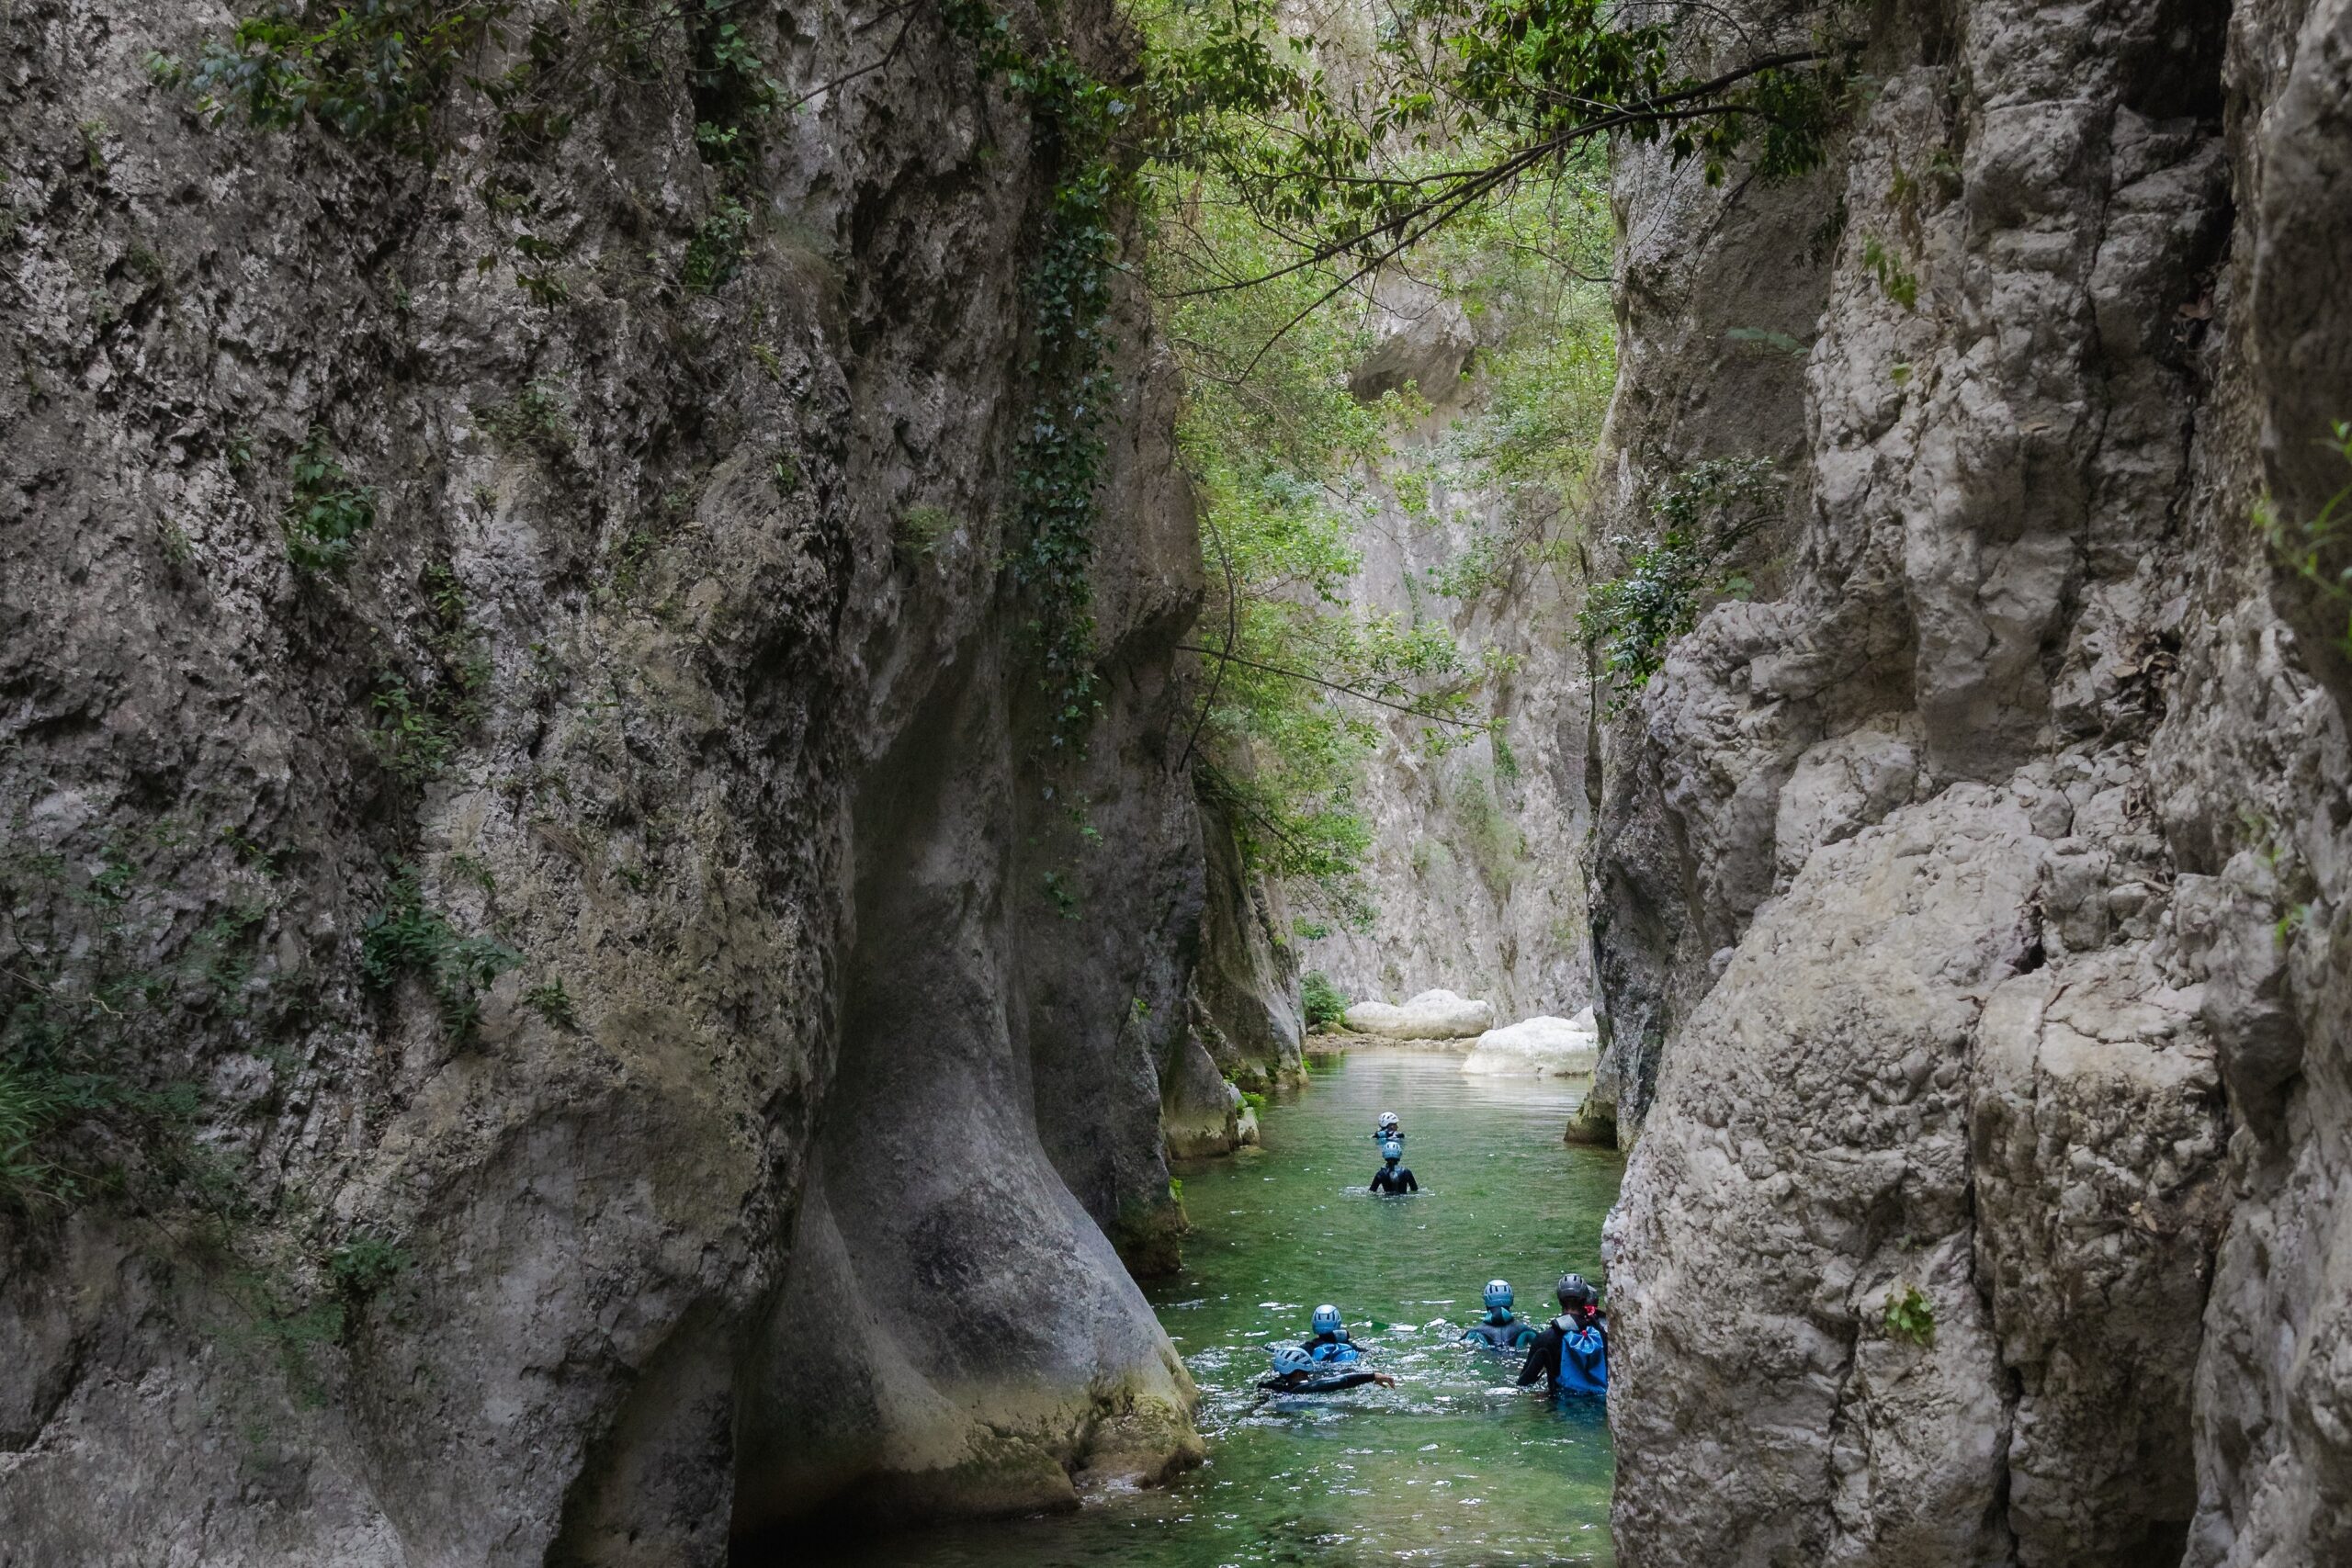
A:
[806,1049,1622,1567]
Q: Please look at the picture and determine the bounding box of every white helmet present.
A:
[1378,1111,1399,1130]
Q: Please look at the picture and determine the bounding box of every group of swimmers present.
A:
[1253,1108,1609,1400]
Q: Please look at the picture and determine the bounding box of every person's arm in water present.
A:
[1517,1321,1564,1386]
[1399,1167,1418,1193]
[1311,1370,1396,1390]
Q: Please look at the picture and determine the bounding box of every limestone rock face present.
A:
[1342,988,1496,1040]
[1462,1010,1601,1077]
[0,2,1202,1560]
[1186,792,1306,1095]
[1594,0,2352,1561]
[1300,277,1597,1025]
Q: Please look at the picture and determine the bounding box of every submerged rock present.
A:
[1341,988,1497,1039]
[1462,1010,1601,1077]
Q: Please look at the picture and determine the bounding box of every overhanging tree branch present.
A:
[1177,644,1492,728]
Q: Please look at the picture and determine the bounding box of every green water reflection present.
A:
[834,1047,1621,1567]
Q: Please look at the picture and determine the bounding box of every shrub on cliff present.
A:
[1302,971,1349,1032]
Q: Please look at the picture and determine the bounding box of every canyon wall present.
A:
[1595,0,2352,1563]
[1301,294,1598,1023]
[0,2,1205,1562]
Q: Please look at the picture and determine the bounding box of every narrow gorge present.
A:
[2,0,2348,1565]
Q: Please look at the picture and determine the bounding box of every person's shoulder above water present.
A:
[1462,1280,1535,1347]
[1517,1271,1608,1393]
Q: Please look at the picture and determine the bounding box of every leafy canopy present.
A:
[1140,0,1849,363]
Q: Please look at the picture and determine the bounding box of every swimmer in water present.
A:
[1370,1139,1417,1194]
[1459,1279,1537,1349]
[1518,1272,1608,1395]
[1257,1344,1396,1393]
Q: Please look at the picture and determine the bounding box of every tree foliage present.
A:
[1140,0,1851,364]
[1578,457,1781,707]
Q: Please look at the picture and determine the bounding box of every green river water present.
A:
[822,1047,1623,1567]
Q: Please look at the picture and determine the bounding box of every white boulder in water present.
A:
[1341,988,1495,1040]
[1462,1009,1601,1077]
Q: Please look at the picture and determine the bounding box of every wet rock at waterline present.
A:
[1462,1010,1602,1078]
[1341,988,1498,1040]
[1162,1031,1251,1160]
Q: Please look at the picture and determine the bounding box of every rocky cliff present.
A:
[1301,288,1600,1023]
[1593,0,2352,1562]
[0,2,1204,1561]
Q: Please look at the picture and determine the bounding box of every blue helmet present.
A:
[1311,1303,1342,1336]
[1270,1345,1314,1377]
[1483,1279,1513,1312]
[1382,1140,1403,1162]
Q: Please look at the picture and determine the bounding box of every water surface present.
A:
[825,1048,1621,1566]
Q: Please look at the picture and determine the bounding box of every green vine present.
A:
[944,6,1132,755]
[0,835,274,1213]
[190,0,515,157]
[358,865,521,1037]
[1579,457,1782,711]
[1884,1284,1937,1346]
[281,426,376,575]
[1014,113,1121,752]
[2256,420,2352,657]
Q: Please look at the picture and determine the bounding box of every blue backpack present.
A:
[1556,1318,1608,1393]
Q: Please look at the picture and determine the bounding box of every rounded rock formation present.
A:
[1340,988,1497,1039]
[1462,1009,1602,1077]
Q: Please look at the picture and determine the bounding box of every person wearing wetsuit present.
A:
[1461,1279,1538,1349]
[1372,1111,1405,1152]
[1370,1139,1417,1193]
[1518,1272,1608,1395]
[1302,1303,1360,1361]
[1258,1344,1396,1394]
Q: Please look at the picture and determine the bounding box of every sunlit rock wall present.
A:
[1594,0,2352,1562]
[0,1,1204,1560]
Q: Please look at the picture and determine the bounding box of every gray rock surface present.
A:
[0,2,1204,1560]
[1341,988,1496,1040]
[1594,0,2352,1562]
[1462,1010,1600,1077]
[1300,280,1598,1024]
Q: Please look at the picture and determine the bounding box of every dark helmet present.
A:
[1557,1272,1595,1308]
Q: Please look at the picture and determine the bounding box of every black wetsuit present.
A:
[1301,1330,1353,1359]
[1518,1306,1605,1388]
[1463,1312,1534,1349]
[1258,1368,1381,1393]
[1370,1162,1417,1193]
